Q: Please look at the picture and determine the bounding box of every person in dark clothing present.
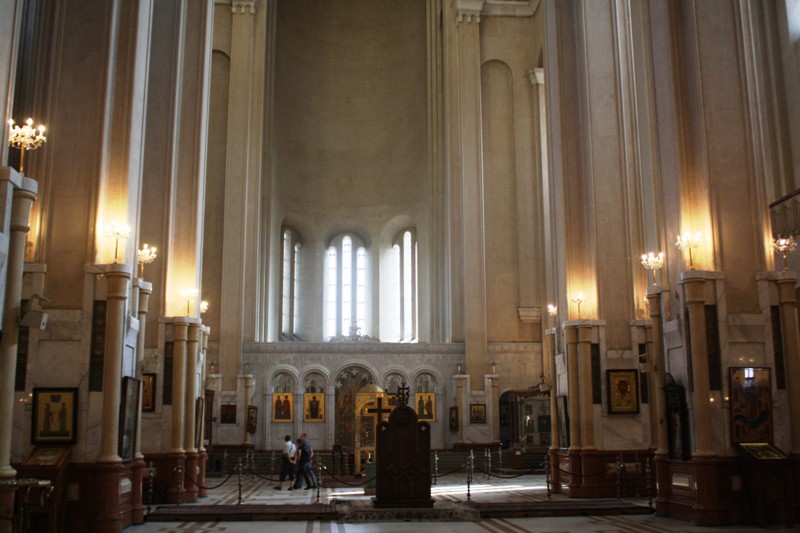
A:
[292,433,317,490]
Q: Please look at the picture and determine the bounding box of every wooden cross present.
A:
[367,396,393,423]
[396,382,411,406]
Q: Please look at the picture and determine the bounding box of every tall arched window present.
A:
[393,228,417,341]
[325,233,369,339]
[281,227,302,339]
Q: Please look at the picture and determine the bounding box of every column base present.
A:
[92,461,124,533]
[147,452,187,504]
[654,453,670,517]
[692,455,742,526]
[0,479,16,533]
[183,452,199,502]
[197,451,209,498]
[129,458,146,525]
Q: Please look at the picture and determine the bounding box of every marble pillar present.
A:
[646,284,670,514]
[681,273,714,457]
[166,319,189,503]
[577,324,594,450]
[183,322,202,501]
[564,324,580,450]
[776,274,800,455]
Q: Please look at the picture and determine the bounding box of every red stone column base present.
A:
[654,452,670,516]
[197,451,209,498]
[92,462,124,533]
[0,480,15,533]
[566,448,582,497]
[548,448,561,494]
[130,458,146,524]
[147,453,186,504]
[183,453,199,502]
[692,455,740,526]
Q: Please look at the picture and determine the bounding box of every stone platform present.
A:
[146,498,650,523]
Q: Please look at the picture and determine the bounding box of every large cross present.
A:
[367,396,393,423]
[395,382,411,406]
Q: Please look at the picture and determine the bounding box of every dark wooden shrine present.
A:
[373,405,434,508]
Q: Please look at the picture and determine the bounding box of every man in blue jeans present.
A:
[292,433,317,490]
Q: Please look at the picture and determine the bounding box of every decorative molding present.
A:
[231,1,256,15]
[487,342,542,355]
[244,341,465,356]
[517,306,541,323]
[528,68,544,86]
[484,0,540,17]
[453,0,485,23]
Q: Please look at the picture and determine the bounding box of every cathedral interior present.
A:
[1,0,800,530]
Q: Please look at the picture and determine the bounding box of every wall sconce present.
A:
[571,292,586,319]
[137,244,158,278]
[490,361,498,374]
[200,300,209,314]
[8,118,47,176]
[456,360,464,374]
[179,288,199,316]
[675,232,702,269]
[106,221,131,263]
[772,236,797,271]
[640,251,664,285]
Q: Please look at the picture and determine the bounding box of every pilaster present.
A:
[564,324,580,451]
[647,284,670,514]
[775,273,800,455]
[451,0,488,388]
[577,324,594,450]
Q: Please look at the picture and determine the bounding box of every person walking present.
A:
[274,435,296,490]
[292,433,317,490]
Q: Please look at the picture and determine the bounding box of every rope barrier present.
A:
[432,464,468,479]
[473,466,541,479]
[318,465,377,487]
[184,472,235,491]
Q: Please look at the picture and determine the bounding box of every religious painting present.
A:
[118,377,140,460]
[32,387,78,445]
[449,406,458,432]
[245,404,257,435]
[220,404,236,424]
[469,403,486,424]
[556,395,569,448]
[272,392,293,422]
[607,369,639,414]
[729,367,773,444]
[304,393,324,422]
[141,373,156,412]
[415,393,435,421]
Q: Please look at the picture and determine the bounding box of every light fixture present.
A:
[546,304,557,316]
[675,232,702,269]
[640,252,664,285]
[571,292,586,319]
[137,244,158,278]
[180,287,199,316]
[490,361,498,374]
[8,118,47,176]
[200,300,209,314]
[105,221,131,263]
[772,236,797,271]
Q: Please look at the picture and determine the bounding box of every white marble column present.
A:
[0,170,37,477]
[681,273,714,457]
[184,322,202,454]
[97,265,132,463]
[564,324,580,450]
[169,320,190,454]
[134,279,152,459]
[577,324,594,450]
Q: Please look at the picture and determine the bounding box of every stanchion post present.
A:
[542,453,551,500]
[615,454,624,500]
[497,445,502,469]
[645,454,653,511]
[146,462,155,514]
[174,461,184,506]
[467,450,474,502]
[270,450,276,478]
[432,450,439,485]
[315,458,323,504]
[484,448,492,480]
[223,449,229,475]
[237,459,243,505]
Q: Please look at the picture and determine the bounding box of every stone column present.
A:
[131,278,151,524]
[577,324,594,450]
[453,374,468,444]
[564,324,580,450]
[197,325,210,497]
[0,171,36,533]
[134,279,152,459]
[681,274,714,457]
[776,274,800,454]
[242,373,254,446]
[546,327,560,492]
[646,284,669,513]
[97,265,132,462]
[166,319,189,503]
[183,321,202,501]
[0,171,36,479]
[452,0,489,387]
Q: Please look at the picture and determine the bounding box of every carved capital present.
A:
[231,1,256,15]
[453,0,485,23]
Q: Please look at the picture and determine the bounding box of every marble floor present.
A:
[127,474,797,533]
